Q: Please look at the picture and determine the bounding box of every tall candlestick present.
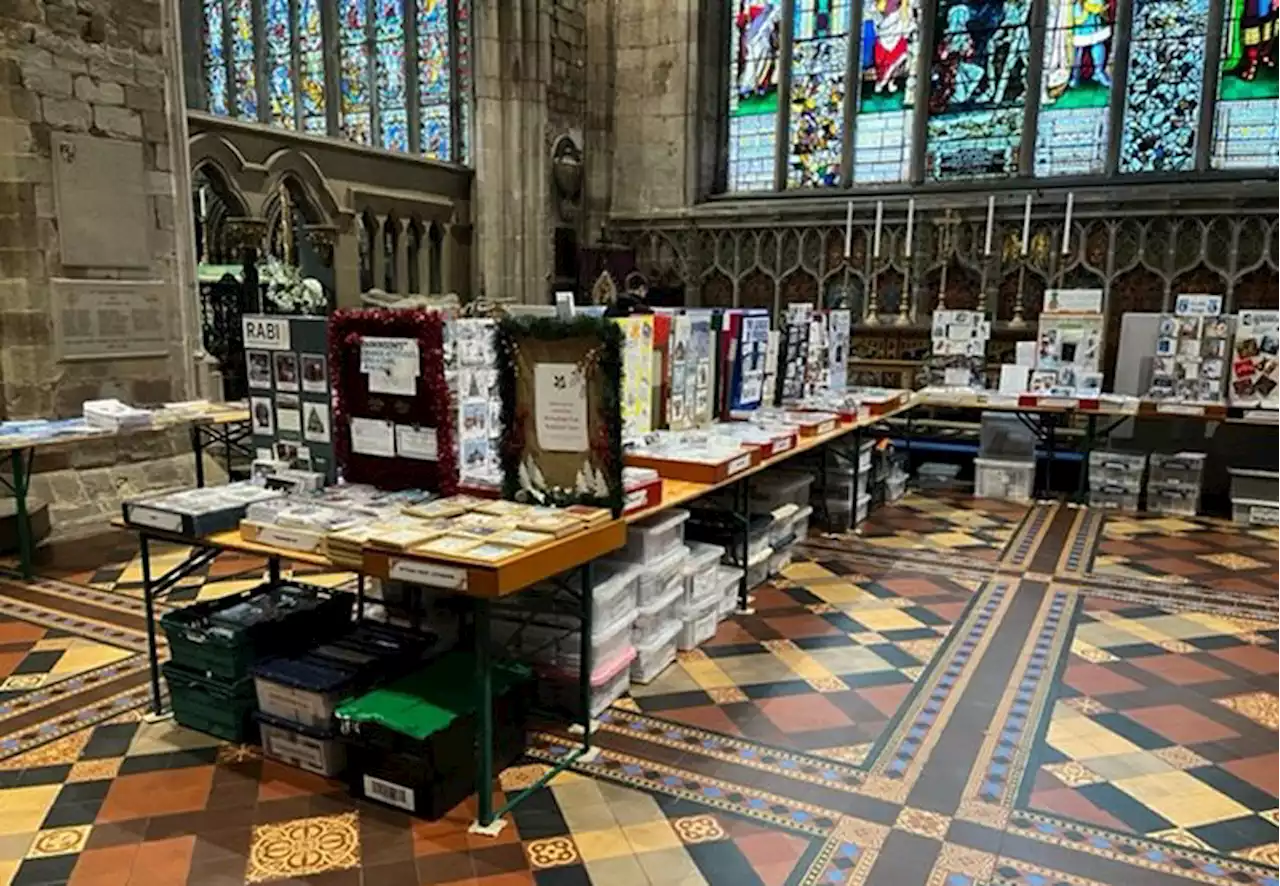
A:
[905,198,915,258]
[1061,192,1074,256]
[872,201,883,258]
[984,195,995,256]
[1021,194,1032,255]
[843,200,853,258]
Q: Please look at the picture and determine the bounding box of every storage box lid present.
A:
[334,652,530,741]
[629,508,690,536]
[633,618,681,655]
[1228,468,1280,480]
[255,709,339,740]
[683,540,725,574]
[538,643,637,686]
[253,655,357,694]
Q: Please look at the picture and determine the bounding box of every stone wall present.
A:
[1,0,200,539]
[0,0,193,419]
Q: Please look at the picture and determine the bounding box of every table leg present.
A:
[268,555,281,585]
[190,426,206,489]
[578,559,593,755]
[850,428,863,531]
[140,533,164,717]
[736,475,752,613]
[8,448,34,580]
[474,596,495,829]
[904,410,914,489]
[1077,414,1097,504]
[356,573,365,620]
[1044,414,1057,499]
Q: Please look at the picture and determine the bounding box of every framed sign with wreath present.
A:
[328,308,458,493]
[498,316,624,515]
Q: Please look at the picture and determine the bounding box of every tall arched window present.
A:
[1212,0,1280,169]
[1034,0,1116,176]
[198,0,473,162]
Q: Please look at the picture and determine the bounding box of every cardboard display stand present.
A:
[243,314,337,481]
[1230,309,1279,409]
[449,318,504,489]
[1031,289,1104,397]
[1146,295,1230,404]
[778,303,812,403]
[497,315,625,514]
[328,308,457,493]
[725,309,771,415]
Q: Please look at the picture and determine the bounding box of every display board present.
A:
[1230,309,1279,409]
[804,311,830,396]
[449,318,504,489]
[328,308,457,493]
[779,302,812,402]
[243,314,336,481]
[827,309,851,394]
[1146,295,1229,404]
[1031,289,1104,396]
[927,309,990,388]
[668,314,713,431]
[727,310,771,413]
[615,315,655,437]
[497,315,624,514]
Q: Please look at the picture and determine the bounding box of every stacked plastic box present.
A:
[608,509,691,685]
[1228,468,1280,526]
[676,541,727,651]
[1088,451,1146,511]
[974,412,1036,502]
[823,439,873,531]
[1147,452,1206,517]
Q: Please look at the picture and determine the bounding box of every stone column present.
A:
[394,217,410,295]
[440,222,455,295]
[415,223,431,296]
[333,226,362,309]
[473,0,551,304]
[370,214,387,296]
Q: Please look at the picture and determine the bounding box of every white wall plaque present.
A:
[51,278,171,362]
[52,133,149,269]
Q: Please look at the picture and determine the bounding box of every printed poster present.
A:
[827,309,851,394]
[1230,310,1279,409]
[614,315,654,437]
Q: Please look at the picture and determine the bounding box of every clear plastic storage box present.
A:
[530,560,638,632]
[1228,468,1279,503]
[1089,451,1146,492]
[1232,498,1280,526]
[826,493,871,532]
[1089,487,1140,511]
[885,472,908,503]
[1148,487,1199,517]
[627,544,690,606]
[974,458,1035,502]
[677,597,719,651]
[768,547,792,577]
[538,644,636,718]
[716,567,744,619]
[1148,452,1206,489]
[631,619,681,684]
[621,508,690,561]
[768,504,800,547]
[917,462,963,490]
[980,412,1037,462]
[790,505,813,542]
[683,541,727,598]
[750,472,815,510]
[633,575,683,641]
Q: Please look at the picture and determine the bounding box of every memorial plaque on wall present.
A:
[51,133,149,269]
[243,314,337,482]
[51,278,171,361]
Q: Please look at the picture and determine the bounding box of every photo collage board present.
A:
[927,309,991,388]
[1146,295,1230,404]
[668,314,714,431]
[728,310,771,413]
[449,318,504,488]
[1230,310,1279,409]
[779,302,812,403]
[243,314,336,481]
[614,315,655,437]
[1031,289,1104,397]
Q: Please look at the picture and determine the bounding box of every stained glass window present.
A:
[853,0,920,182]
[455,0,473,163]
[787,0,851,187]
[1211,0,1280,169]
[339,0,373,144]
[375,0,408,151]
[418,0,452,160]
[728,0,782,191]
[1034,0,1115,176]
[265,0,295,127]
[298,0,326,133]
[229,0,257,120]
[1119,0,1210,173]
[925,0,1032,180]
[203,0,228,116]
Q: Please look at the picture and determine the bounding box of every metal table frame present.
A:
[1,417,252,581]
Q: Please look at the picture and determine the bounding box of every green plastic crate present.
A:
[161,582,353,681]
[162,662,257,742]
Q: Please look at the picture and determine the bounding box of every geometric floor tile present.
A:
[245,812,361,883]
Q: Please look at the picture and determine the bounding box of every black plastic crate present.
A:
[162,662,257,743]
[161,582,352,681]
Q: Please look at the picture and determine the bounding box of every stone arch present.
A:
[261,148,343,225]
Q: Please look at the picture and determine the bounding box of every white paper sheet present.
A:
[350,416,396,457]
[1000,365,1030,394]
[361,337,420,396]
[396,425,438,461]
[534,363,589,451]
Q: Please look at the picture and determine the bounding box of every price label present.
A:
[817,420,836,434]
[256,526,319,552]
[389,558,469,590]
[773,436,793,454]
[1157,403,1204,416]
[726,454,753,476]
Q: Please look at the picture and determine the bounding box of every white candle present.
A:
[905,198,915,258]
[1021,194,1032,256]
[873,201,883,258]
[843,200,853,258]
[984,195,995,256]
[1061,192,1075,256]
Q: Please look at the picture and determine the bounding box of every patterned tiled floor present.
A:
[0,493,1273,886]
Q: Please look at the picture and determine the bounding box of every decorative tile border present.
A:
[0,588,149,652]
[529,734,839,836]
[0,683,151,759]
[1055,507,1105,578]
[795,815,889,886]
[0,656,146,721]
[596,708,866,792]
[865,578,1016,801]
[1000,503,1059,570]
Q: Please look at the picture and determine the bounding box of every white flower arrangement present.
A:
[260,255,328,315]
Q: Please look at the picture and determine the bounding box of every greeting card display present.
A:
[243,314,335,480]
[1230,310,1279,409]
[926,310,990,388]
[1032,289,1104,397]
[329,308,456,493]
[614,315,654,437]
[779,303,812,402]
[1146,296,1230,404]
[449,318,504,488]
[827,309,851,394]
[498,316,624,514]
[804,311,830,396]
[726,310,771,414]
[668,314,713,431]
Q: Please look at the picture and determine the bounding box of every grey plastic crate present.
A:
[1228,468,1279,504]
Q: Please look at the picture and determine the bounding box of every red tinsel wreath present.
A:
[328,307,458,494]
